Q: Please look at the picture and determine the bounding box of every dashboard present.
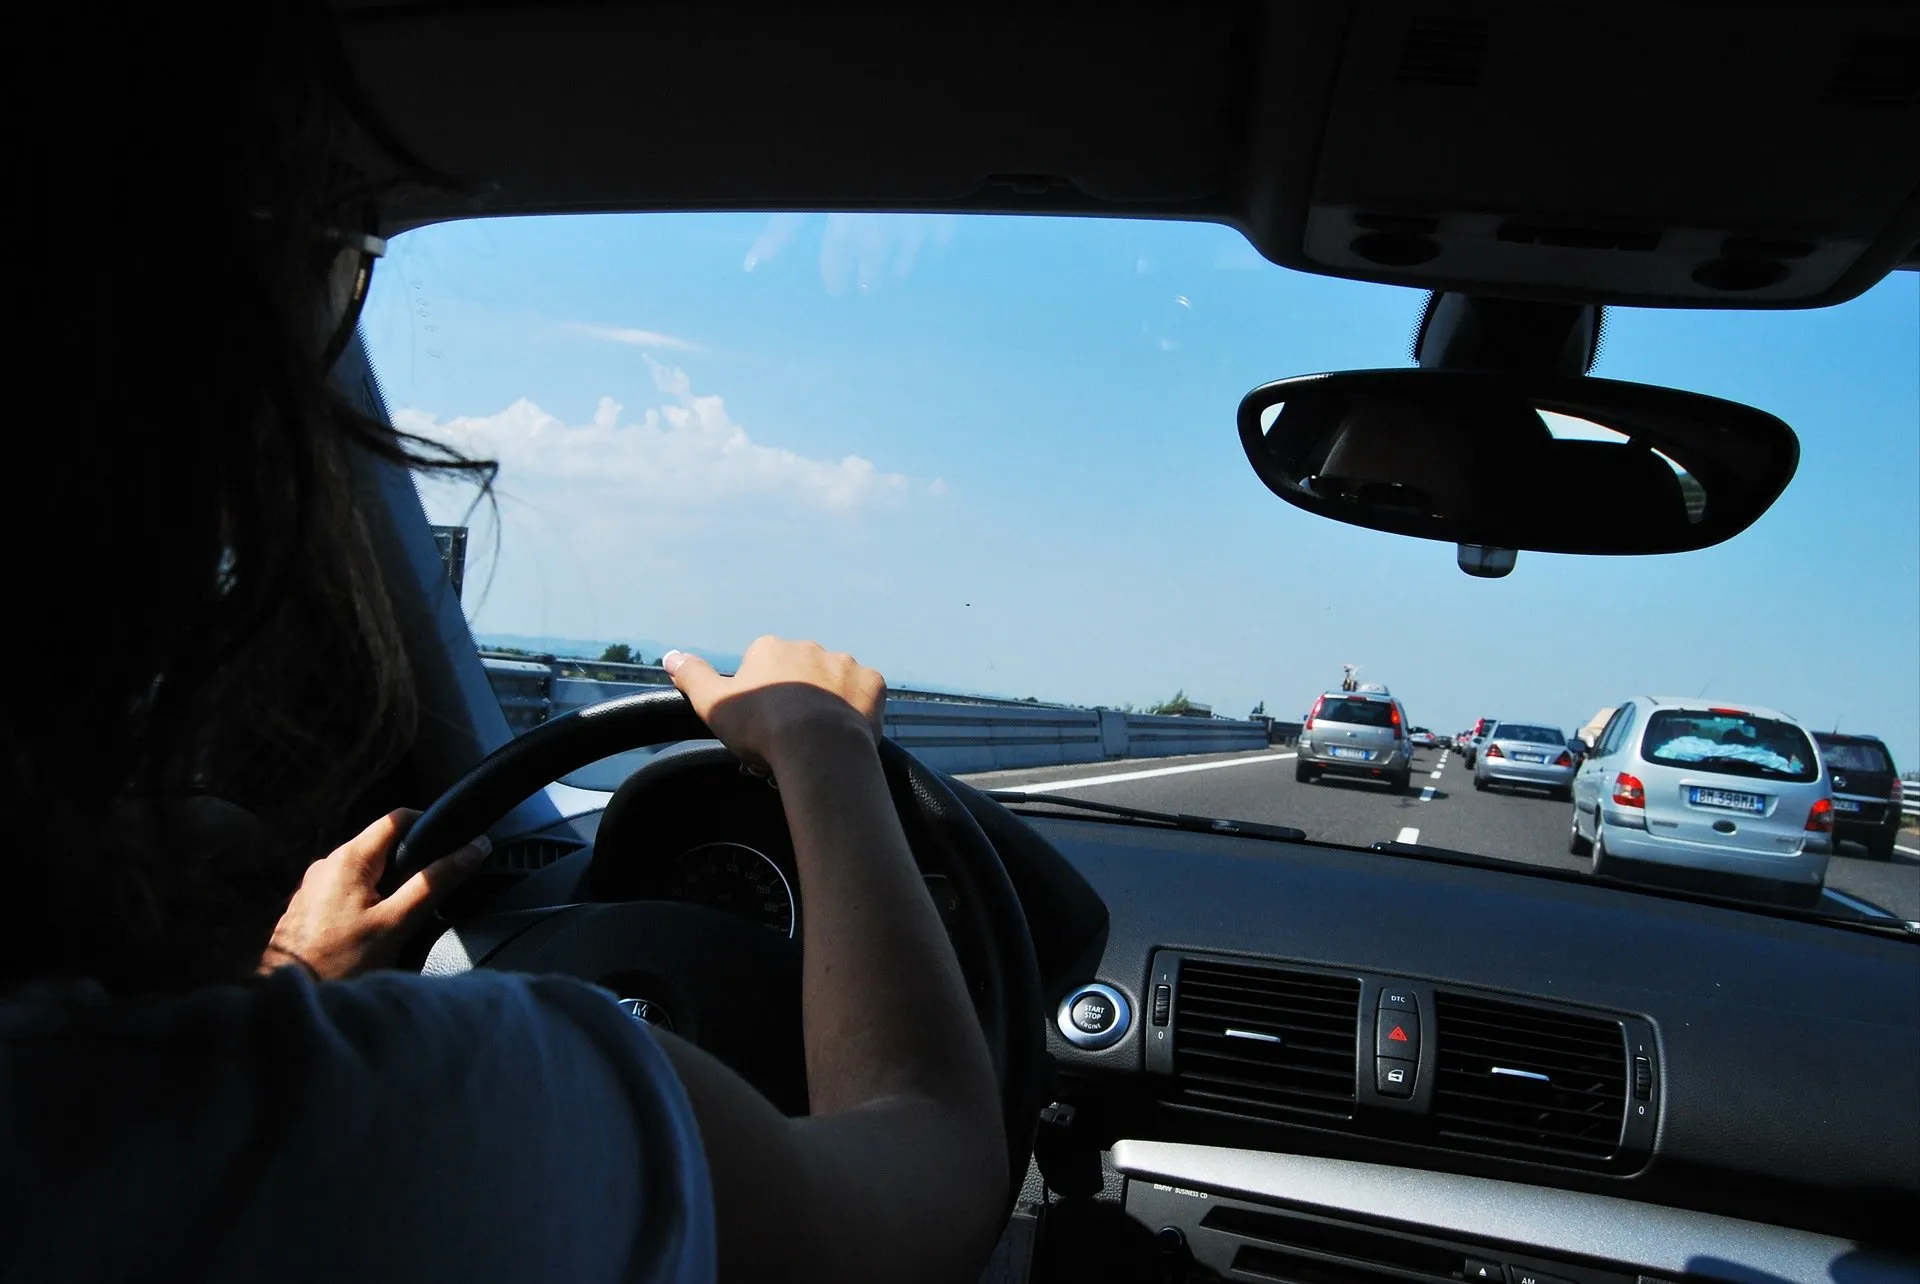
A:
[477,760,1920,1283]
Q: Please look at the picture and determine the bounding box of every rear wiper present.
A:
[985,791,1308,843]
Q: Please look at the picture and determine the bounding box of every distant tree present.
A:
[1148,689,1194,716]
[600,643,634,664]
[1022,696,1040,703]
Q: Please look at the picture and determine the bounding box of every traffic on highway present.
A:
[961,675,1917,927]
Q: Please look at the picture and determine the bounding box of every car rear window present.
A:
[1494,724,1563,744]
[1818,740,1894,773]
[1640,710,1818,782]
[1319,697,1395,727]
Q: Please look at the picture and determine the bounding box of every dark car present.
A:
[1813,732,1904,861]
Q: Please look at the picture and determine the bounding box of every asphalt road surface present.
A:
[960,745,1920,924]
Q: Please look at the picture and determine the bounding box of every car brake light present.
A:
[1612,773,1645,807]
[1805,798,1834,834]
[1707,707,1747,716]
[1306,696,1324,732]
[1486,744,1503,758]
[1390,705,1401,728]
[1893,778,1904,806]
[1554,751,1573,766]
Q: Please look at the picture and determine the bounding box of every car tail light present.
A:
[1486,744,1504,758]
[1306,696,1324,732]
[1805,798,1834,833]
[1554,751,1573,766]
[1612,773,1645,807]
[1894,779,1904,806]
[1390,705,1402,728]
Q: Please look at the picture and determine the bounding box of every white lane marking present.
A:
[1429,769,1443,779]
[984,751,1297,794]
[1823,887,1894,917]
[1419,786,1436,802]
[1395,826,1421,844]
[1897,844,1920,858]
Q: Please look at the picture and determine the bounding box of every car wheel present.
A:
[1590,819,1612,878]
[1554,786,1574,803]
[1473,774,1488,792]
[1391,768,1412,794]
[1569,808,1592,857]
[1865,832,1896,861]
[1295,762,1315,784]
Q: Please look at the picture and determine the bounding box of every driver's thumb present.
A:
[662,649,725,714]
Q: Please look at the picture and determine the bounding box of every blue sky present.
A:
[361,213,1919,767]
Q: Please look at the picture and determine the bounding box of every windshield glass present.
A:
[1316,698,1396,728]
[1640,711,1818,782]
[1819,740,1894,774]
[1493,725,1563,745]
[363,212,1919,927]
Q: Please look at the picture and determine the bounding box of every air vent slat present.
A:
[1171,962,1361,1124]
[1431,993,1626,1169]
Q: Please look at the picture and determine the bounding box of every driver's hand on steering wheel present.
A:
[259,809,491,981]
[663,636,886,771]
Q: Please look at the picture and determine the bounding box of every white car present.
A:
[1569,697,1832,908]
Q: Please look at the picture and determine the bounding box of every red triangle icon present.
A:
[1388,1025,1409,1042]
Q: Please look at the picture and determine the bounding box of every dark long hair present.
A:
[0,5,490,990]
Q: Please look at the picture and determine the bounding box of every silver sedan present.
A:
[1473,722,1577,798]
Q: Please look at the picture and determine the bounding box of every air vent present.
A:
[1171,961,1361,1125]
[1432,992,1627,1169]
[490,836,585,874]
[1820,36,1920,108]
[1394,17,1490,89]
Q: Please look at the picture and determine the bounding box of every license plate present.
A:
[1514,753,1544,763]
[1328,747,1368,760]
[1831,799,1861,813]
[1688,786,1765,814]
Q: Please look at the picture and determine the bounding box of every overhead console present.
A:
[1141,953,1660,1178]
[1274,0,1920,306]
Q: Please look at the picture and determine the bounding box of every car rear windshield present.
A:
[1640,711,1818,782]
[1494,724,1563,744]
[1319,698,1395,727]
[1818,740,1894,773]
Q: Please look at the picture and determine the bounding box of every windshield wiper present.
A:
[985,791,1308,843]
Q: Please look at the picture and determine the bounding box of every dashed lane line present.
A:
[1419,786,1437,802]
[983,751,1298,794]
[1395,827,1421,844]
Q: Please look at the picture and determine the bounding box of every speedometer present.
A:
[661,842,796,938]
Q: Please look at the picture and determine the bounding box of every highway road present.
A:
[960,745,1920,925]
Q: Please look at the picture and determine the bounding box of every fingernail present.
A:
[662,649,686,675]
[457,835,492,863]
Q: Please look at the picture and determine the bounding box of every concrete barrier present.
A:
[486,658,1270,776]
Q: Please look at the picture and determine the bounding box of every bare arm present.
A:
[659,640,1007,1283]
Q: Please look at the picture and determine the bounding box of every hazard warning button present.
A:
[1375,1007,1421,1060]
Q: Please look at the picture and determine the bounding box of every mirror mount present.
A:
[1415,292,1603,376]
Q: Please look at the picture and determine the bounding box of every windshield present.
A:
[363,212,1918,928]
[1640,711,1819,782]
[1492,725,1563,745]
[1315,698,1396,728]
[1819,740,1894,774]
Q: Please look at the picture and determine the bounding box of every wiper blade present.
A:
[986,791,1307,843]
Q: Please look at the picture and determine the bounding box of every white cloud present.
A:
[743,213,804,272]
[566,322,703,352]
[395,362,908,519]
[741,213,957,293]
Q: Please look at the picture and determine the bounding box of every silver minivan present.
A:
[1568,697,1832,907]
[1296,689,1413,792]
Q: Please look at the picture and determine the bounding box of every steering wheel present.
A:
[389,687,1046,1202]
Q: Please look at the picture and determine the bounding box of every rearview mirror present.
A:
[1237,370,1798,573]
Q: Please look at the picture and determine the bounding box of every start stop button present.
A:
[1056,983,1131,1050]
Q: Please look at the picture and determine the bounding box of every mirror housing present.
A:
[1238,369,1798,563]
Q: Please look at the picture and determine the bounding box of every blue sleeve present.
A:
[0,969,715,1284]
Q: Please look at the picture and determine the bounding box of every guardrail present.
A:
[481,655,1272,774]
